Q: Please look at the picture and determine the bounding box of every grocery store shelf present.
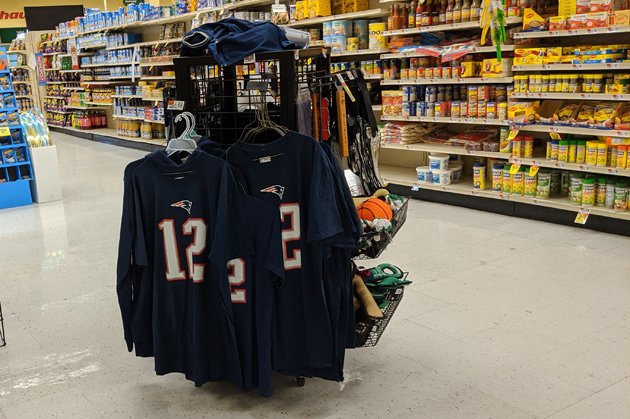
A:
[284,8,389,28]
[411,179,630,221]
[7,50,27,55]
[510,156,630,177]
[515,124,630,138]
[381,45,514,59]
[144,119,165,124]
[66,105,108,109]
[58,52,94,58]
[113,114,144,120]
[112,94,143,98]
[514,25,630,39]
[380,142,509,158]
[44,68,60,72]
[138,61,174,67]
[140,76,175,81]
[12,81,30,85]
[381,115,510,126]
[383,16,522,36]
[14,95,32,99]
[46,81,76,84]
[81,62,135,68]
[44,95,66,99]
[364,74,384,80]
[380,164,416,186]
[510,92,629,101]
[107,38,184,51]
[50,125,166,148]
[381,77,513,85]
[45,109,72,114]
[61,86,85,91]
[331,48,389,58]
[80,80,119,85]
[80,43,108,50]
[513,62,630,71]
[42,52,59,56]
[60,69,83,73]
[83,101,113,106]
[11,66,30,70]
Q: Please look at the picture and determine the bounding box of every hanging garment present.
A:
[226,131,352,377]
[117,150,244,388]
[181,18,296,65]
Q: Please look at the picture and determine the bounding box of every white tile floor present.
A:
[0,132,628,418]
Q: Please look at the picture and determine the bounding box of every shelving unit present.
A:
[381,115,509,126]
[514,25,630,39]
[283,8,389,28]
[383,16,522,36]
[513,63,630,71]
[381,77,513,85]
[514,125,630,138]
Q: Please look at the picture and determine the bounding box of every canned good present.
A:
[486,101,496,119]
[402,86,416,102]
[442,67,452,78]
[374,60,383,74]
[402,101,411,117]
[498,102,508,120]
[426,102,435,117]
[478,101,487,118]
[433,67,442,78]
[451,101,461,118]
[460,101,468,117]
[346,37,359,51]
[417,101,427,116]
[425,67,433,79]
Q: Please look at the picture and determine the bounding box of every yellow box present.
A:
[514,47,546,65]
[296,1,306,20]
[482,58,513,77]
[612,9,630,25]
[332,0,343,14]
[559,0,577,15]
[522,8,547,31]
[508,101,540,124]
[460,61,477,78]
[343,0,368,13]
[308,0,331,18]
[549,16,567,30]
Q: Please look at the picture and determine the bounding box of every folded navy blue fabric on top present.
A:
[181,18,295,66]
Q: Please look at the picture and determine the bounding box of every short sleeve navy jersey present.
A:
[227,193,284,396]
[226,132,345,375]
[128,150,242,388]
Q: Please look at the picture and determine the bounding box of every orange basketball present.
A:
[357,198,393,221]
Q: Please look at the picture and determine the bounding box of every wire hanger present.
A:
[239,88,288,143]
[165,112,198,156]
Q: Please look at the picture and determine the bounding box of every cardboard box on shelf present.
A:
[611,9,630,25]
[509,101,540,124]
[343,0,368,13]
[549,16,568,30]
[482,58,513,77]
[308,0,331,19]
[560,0,578,15]
[522,8,547,31]
[514,48,546,65]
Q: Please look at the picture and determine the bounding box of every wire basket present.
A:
[356,286,405,347]
[355,196,409,259]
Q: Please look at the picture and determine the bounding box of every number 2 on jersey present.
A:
[279,203,301,270]
[158,218,207,282]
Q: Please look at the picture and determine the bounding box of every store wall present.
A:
[0,0,126,29]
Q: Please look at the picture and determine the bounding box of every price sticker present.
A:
[574,210,590,225]
[528,166,539,176]
[509,164,521,175]
[0,127,10,137]
[549,132,561,140]
[508,126,520,141]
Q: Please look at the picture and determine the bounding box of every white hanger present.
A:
[166,112,198,156]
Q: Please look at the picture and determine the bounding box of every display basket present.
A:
[356,286,405,347]
[355,196,409,259]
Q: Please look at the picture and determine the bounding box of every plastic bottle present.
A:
[453,0,462,22]
[431,0,439,25]
[536,170,551,198]
[586,141,598,165]
[511,168,525,196]
[606,180,616,208]
[596,177,607,207]
[409,1,416,27]
[388,5,395,30]
[568,140,577,163]
[558,140,569,162]
[470,0,480,19]
[445,0,453,23]
[550,139,559,161]
[581,177,596,207]
[617,145,628,169]
[461,0,471,21]
[502,164,512,194]
[613,182,628,211]
[576,140,586,164]
[596,143,608,167]
[440,0,448,24]
[415,1,424,27]
[570,173,584,205]
[524,173,537,197]
[491,163,503,191]
[473,161,486,190]
[422,0,432,26]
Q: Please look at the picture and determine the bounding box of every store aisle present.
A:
[0,132,628,419]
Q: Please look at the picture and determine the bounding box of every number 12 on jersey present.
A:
[279,203,301,270]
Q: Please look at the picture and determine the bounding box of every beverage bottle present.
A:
[396,5,404,29]
[416,0,424,27]
[461,0,471,21]
[453,0,462,22]
[446,0,454,23]
[409,1,416,27]
[422,0,432,26]
[392,5,399,29]
[439,0,447,24]
[470,0,480,20]
[431,0,439,25]
[403,5,409,28]
[388,5,394,30]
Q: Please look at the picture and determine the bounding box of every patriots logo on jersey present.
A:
[260,185,285,199]
[171,200,193,214]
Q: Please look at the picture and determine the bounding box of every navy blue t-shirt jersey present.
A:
[227,193,284,396]
[127,150,242,388]
[226,132,345,376]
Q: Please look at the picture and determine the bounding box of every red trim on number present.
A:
[158,219,187,281]
[183,218,207,283]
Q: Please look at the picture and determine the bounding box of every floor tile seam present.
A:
[543,375,630,418]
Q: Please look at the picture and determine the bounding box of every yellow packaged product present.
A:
[381,90,403,116]
[592,103,621,128]
[613,103,630,130]
[586,141,599,165]
[611,9,630,25]
[522,8,547,31]
[295,1,306,20]
[343,0,368,13]
[308,0,331,18]
[574,104,595,126]
[543,47,564,64]
[460,61,477,78]
[508,101,539,124]
[514,48,546,65]
[482,58,512,77]
[553,103,579,124]
[549,16,568,30]
[596,143,608,166]
[559,0,577,15]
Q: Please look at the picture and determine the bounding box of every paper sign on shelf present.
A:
[508,126,520,141]
[528,166,539,176]
[574,210,589,224]
[549,132,561,140]
[509,164,521,175]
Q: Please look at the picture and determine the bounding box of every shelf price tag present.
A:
[549,132,561,140]
[507,126,520,141]
[528,166,539,176]
[574,209,590,225]
[0,127,10,137]
[509,164,521,175]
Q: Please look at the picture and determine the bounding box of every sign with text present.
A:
[35,53,46,85]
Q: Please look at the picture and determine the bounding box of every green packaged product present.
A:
[581,178,596,207]
[536,170,551,199]
[596,177,607,206]
[614,182,628,211]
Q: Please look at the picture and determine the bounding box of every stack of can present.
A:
[399,84,510,120]
[323,19,375,52]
